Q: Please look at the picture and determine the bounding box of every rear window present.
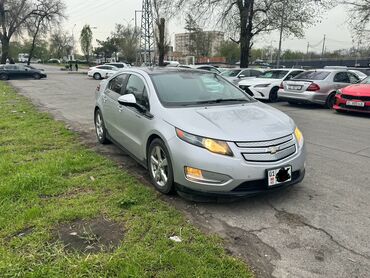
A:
[294,71,330,80]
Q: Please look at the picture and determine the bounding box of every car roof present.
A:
[115,67,218,76]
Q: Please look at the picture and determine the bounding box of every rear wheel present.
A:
[0,73,9,80]
[269,87,279,102]
[326,93,336,109]
[93,73,101,80]
[148,139,174,194]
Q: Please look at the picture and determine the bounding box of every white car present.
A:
[221,68,264,85]
[104,62,130,69]
[88,65,119,80]
[238,69,305,102]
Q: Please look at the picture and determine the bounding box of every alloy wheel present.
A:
[150,146,169,187]
[95,112,104,140]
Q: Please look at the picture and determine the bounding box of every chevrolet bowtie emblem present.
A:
[269,146,279,154]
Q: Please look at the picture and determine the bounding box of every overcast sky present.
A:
[63,0,355,53]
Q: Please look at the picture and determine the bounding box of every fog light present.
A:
[185,167,203,180]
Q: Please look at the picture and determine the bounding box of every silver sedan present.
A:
[94,68,306,196]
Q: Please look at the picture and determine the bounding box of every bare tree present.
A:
[49,29,73,59]
[26,0,65,65]
[176,0,332,67]
[80,25,93,64]
[111,24,139,64]
[344,0,370,41]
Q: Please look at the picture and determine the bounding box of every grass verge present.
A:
[0,82,253,277]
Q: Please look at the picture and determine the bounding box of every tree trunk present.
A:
[158,18,166,66]
[238,0,254,68]
[27,19,42,65]
[1,37,10,64]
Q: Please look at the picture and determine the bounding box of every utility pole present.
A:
[138,0,154,66]
[306,42,309,56]
[321,34,326,59]
[276,0,286,68]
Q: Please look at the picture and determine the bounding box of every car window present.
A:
[293,71,330,80]
[251,70,262,77]
[4,65,17,70]
[361,76,370,84]
[260,70,289,79]
[151,71,253,107]
[334,72,350,83]
[221,70,241,77]
[347,72,360,84]
[285,71,303,80]
[124,75,149,110]
[240,70,251,77]
[108,74,128,95]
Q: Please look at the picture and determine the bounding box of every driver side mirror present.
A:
[118,94,136,106]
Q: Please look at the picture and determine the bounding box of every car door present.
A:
[102,73,129,140]
[333,71,351,89]
[114,74,153,161]
[4,65,18,78]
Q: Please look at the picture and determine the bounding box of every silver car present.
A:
[94,68,306,196]
[279,69,361,108]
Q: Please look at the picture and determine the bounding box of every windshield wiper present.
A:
[195,98,248,104]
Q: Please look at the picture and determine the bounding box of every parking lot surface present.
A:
[9,65,370,278]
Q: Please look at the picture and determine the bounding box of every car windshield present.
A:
[361,76,370,84]
[221,69,241,77]
[151,71,254,107]
[260,70,289,79]
[294,71,330,80]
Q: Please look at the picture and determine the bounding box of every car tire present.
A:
[148,139,175,195]
[0,73,9,80]
[93,73,101,80]
[33,73,41,79]
[326,93,336,109]
[269,87,279,102]
[94,109,110,144]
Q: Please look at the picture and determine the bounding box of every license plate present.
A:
[287,85,302,90]
[346,101,365,107]
[268,166,292,187]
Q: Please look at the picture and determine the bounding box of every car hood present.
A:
[239,78,281,86]
[341,84,370,96]
[163,102,294,142]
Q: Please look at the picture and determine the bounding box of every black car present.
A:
[0,64,47,80]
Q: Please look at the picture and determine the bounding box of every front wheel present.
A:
[94,109,110,144]
[148,139,174,194]
[33,73,41,79]
[269,87,279,102]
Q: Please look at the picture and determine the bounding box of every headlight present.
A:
[255,83,271,88]
[176,128,233,156]
[294,127,304,148]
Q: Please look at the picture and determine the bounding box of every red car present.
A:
[334,76,370,113]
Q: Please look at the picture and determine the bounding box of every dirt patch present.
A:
[53,217,124,253]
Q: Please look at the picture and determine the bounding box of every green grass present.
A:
[0,82,253,277]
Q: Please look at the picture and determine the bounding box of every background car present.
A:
[349,69,367,80]
[279,69,361,108]
[238,69,305,102]
[88,65,119,80]
[334,76,370,113]
[104,62,130,69]
[221,68,264,85]
[0,64,47,80]
[179,64,221,73]
[94,68,306,196]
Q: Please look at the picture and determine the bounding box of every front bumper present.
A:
[278,90,327,105]
[168,136,306,195]
[334,95,370,113]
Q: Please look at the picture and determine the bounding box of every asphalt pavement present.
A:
[9,64,370,278]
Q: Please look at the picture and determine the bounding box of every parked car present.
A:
[88,65,119,80]
[333,76,370,113]
[0,64,47,80]
[48,58,61,64]
[94,68,306,196]
[238,69,305,102]
[179,64,221,73]
[279,69,361,108]
[104,62,130,69]
[221,68,264,85]
[349,69,367,80]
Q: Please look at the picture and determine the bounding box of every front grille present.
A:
[236,134,296,162]
[341,94,370,101]
[339,104,370,111]
[232,171,301,192]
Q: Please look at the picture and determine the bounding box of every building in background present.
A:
[175,31,224,57]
